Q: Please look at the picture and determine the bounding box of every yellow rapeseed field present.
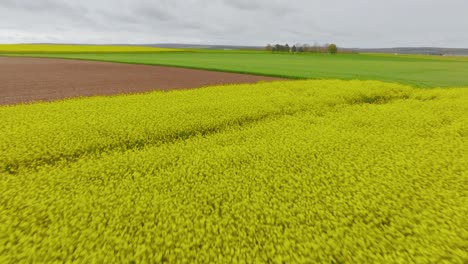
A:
[0,44,181,53]
[0,80,467,262]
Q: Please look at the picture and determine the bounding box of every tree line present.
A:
[265,43,338,54]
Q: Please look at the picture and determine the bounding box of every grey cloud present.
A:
[0,0,87,15]
[224,0,263,10]
[0,0,97,31]
[133,5,175,22]
[224,0,295,16]
[0,0,467,48]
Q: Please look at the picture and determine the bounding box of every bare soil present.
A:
[0,56,283,105]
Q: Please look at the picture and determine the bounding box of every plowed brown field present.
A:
[0,57,283,105]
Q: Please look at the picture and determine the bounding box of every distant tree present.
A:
[292,45,297,53]
[269,43,337,53]
[328,43,338,54]
[311,43,321,53]
[274,44,281,52]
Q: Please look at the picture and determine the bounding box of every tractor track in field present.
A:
[0,56,283,105]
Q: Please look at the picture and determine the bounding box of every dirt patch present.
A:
[0,56,284,105]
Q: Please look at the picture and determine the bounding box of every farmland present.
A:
[5,50,468,87]
[1,80,467,262]
[1,43,467,263]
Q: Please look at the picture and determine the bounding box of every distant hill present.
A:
[348,47,468,56]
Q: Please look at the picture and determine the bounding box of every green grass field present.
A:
[6,51,468,87]
[1,80,467,262]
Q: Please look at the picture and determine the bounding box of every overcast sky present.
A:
[0,0,467,48]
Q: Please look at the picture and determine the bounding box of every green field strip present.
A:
[4,51,468,87]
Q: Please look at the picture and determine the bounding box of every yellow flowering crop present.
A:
[0,44,182,53]
[0,80,467,262]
